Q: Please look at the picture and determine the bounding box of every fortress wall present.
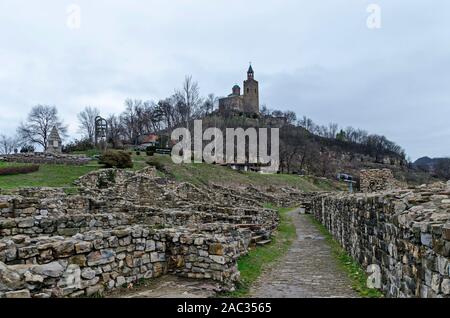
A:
[310,183,450,298]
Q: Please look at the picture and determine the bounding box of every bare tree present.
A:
[106,114,122,149]
[284,111,297,125]
[0,135,19,154]
[120,99,142,145]
[201,94,217,116]
[175,75,203,127]
[77,106,99,143]
[17,105,67,151]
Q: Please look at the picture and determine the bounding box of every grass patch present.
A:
[222,205,297,297]
[0,163,101,189]
[307,215,384,298]
[146,155,343,192]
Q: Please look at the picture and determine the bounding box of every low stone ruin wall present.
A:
[310,182,450,298]
[360,168,402,193]
[0,166,288,298]
[0,225,250,298]
[1,153,90,166]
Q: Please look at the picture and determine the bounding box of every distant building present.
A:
[219,65,260,115]
[46,126,62,153]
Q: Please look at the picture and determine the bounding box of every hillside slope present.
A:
[146,154,344,192]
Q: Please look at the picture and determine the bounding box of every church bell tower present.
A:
[243,64,259,114]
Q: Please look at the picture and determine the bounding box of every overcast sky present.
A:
[0,0,449,160]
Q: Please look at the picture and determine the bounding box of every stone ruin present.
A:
[0,166,301,298]
[360,168,403,193]
[1,153,90,166]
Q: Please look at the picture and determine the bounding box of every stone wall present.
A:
[360,169,402,193]
[310,182,450,298]
[0,225,250,298]
[1,153,90,166]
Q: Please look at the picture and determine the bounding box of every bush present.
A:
[0,165,40,176]
[99,151,133,169]
[20,145,35,153]
[62,138,94,153]
[146,146,156,157]
[136,151,141,156]
[146,160,165,172]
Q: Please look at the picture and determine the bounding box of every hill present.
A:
[0,153,344,193]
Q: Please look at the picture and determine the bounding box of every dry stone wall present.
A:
[1,153,90,166]
[360,169,403,193]
[310,182,450,298]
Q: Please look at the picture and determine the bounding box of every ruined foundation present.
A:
[0,167,296,298]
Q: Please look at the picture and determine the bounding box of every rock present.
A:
[209,243,224,256]
[85,284,104,297]
[87,249,115,266]
[420,233,433,247]
[18,218,35,228]
[75,241,92,254]
[18,246,38,259]
[69,255,87,267]
[115,276,126,287]
[5,289,31,298]
[209,255,226,265]
[441,279,450,295]
[443,223,450,241]
[24,271,44,283]
[52,241,75,258]
[431,273,441,293]
[81,277,99,289]
[0,262,24,291]
[112,229,131,238]
[57,264,81,295]
[81,268,96,280]
[145,240,156,252]
[11,235,28,244]
[0,220,16,229]
[0,202,9,209]
[32,262,65,278]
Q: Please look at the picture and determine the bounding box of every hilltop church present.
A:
[218,65,260,115]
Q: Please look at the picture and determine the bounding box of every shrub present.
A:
[136,151,141,156]
[98,151,133,169]
[146,160,165,172]
[0,165,40,176]
[62,138,94,153]
[20,145,35,153]
[146,146,156,156]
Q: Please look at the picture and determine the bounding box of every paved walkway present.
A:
[249,210,359,298]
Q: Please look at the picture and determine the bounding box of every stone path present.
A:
[249,210,359,298]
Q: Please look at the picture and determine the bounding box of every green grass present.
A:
[71,149,101,157]
[0,162,101,190]
[307,215,384,298]
[146,155,343,192]
[0,152,149,190]
[222,205,297,297]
